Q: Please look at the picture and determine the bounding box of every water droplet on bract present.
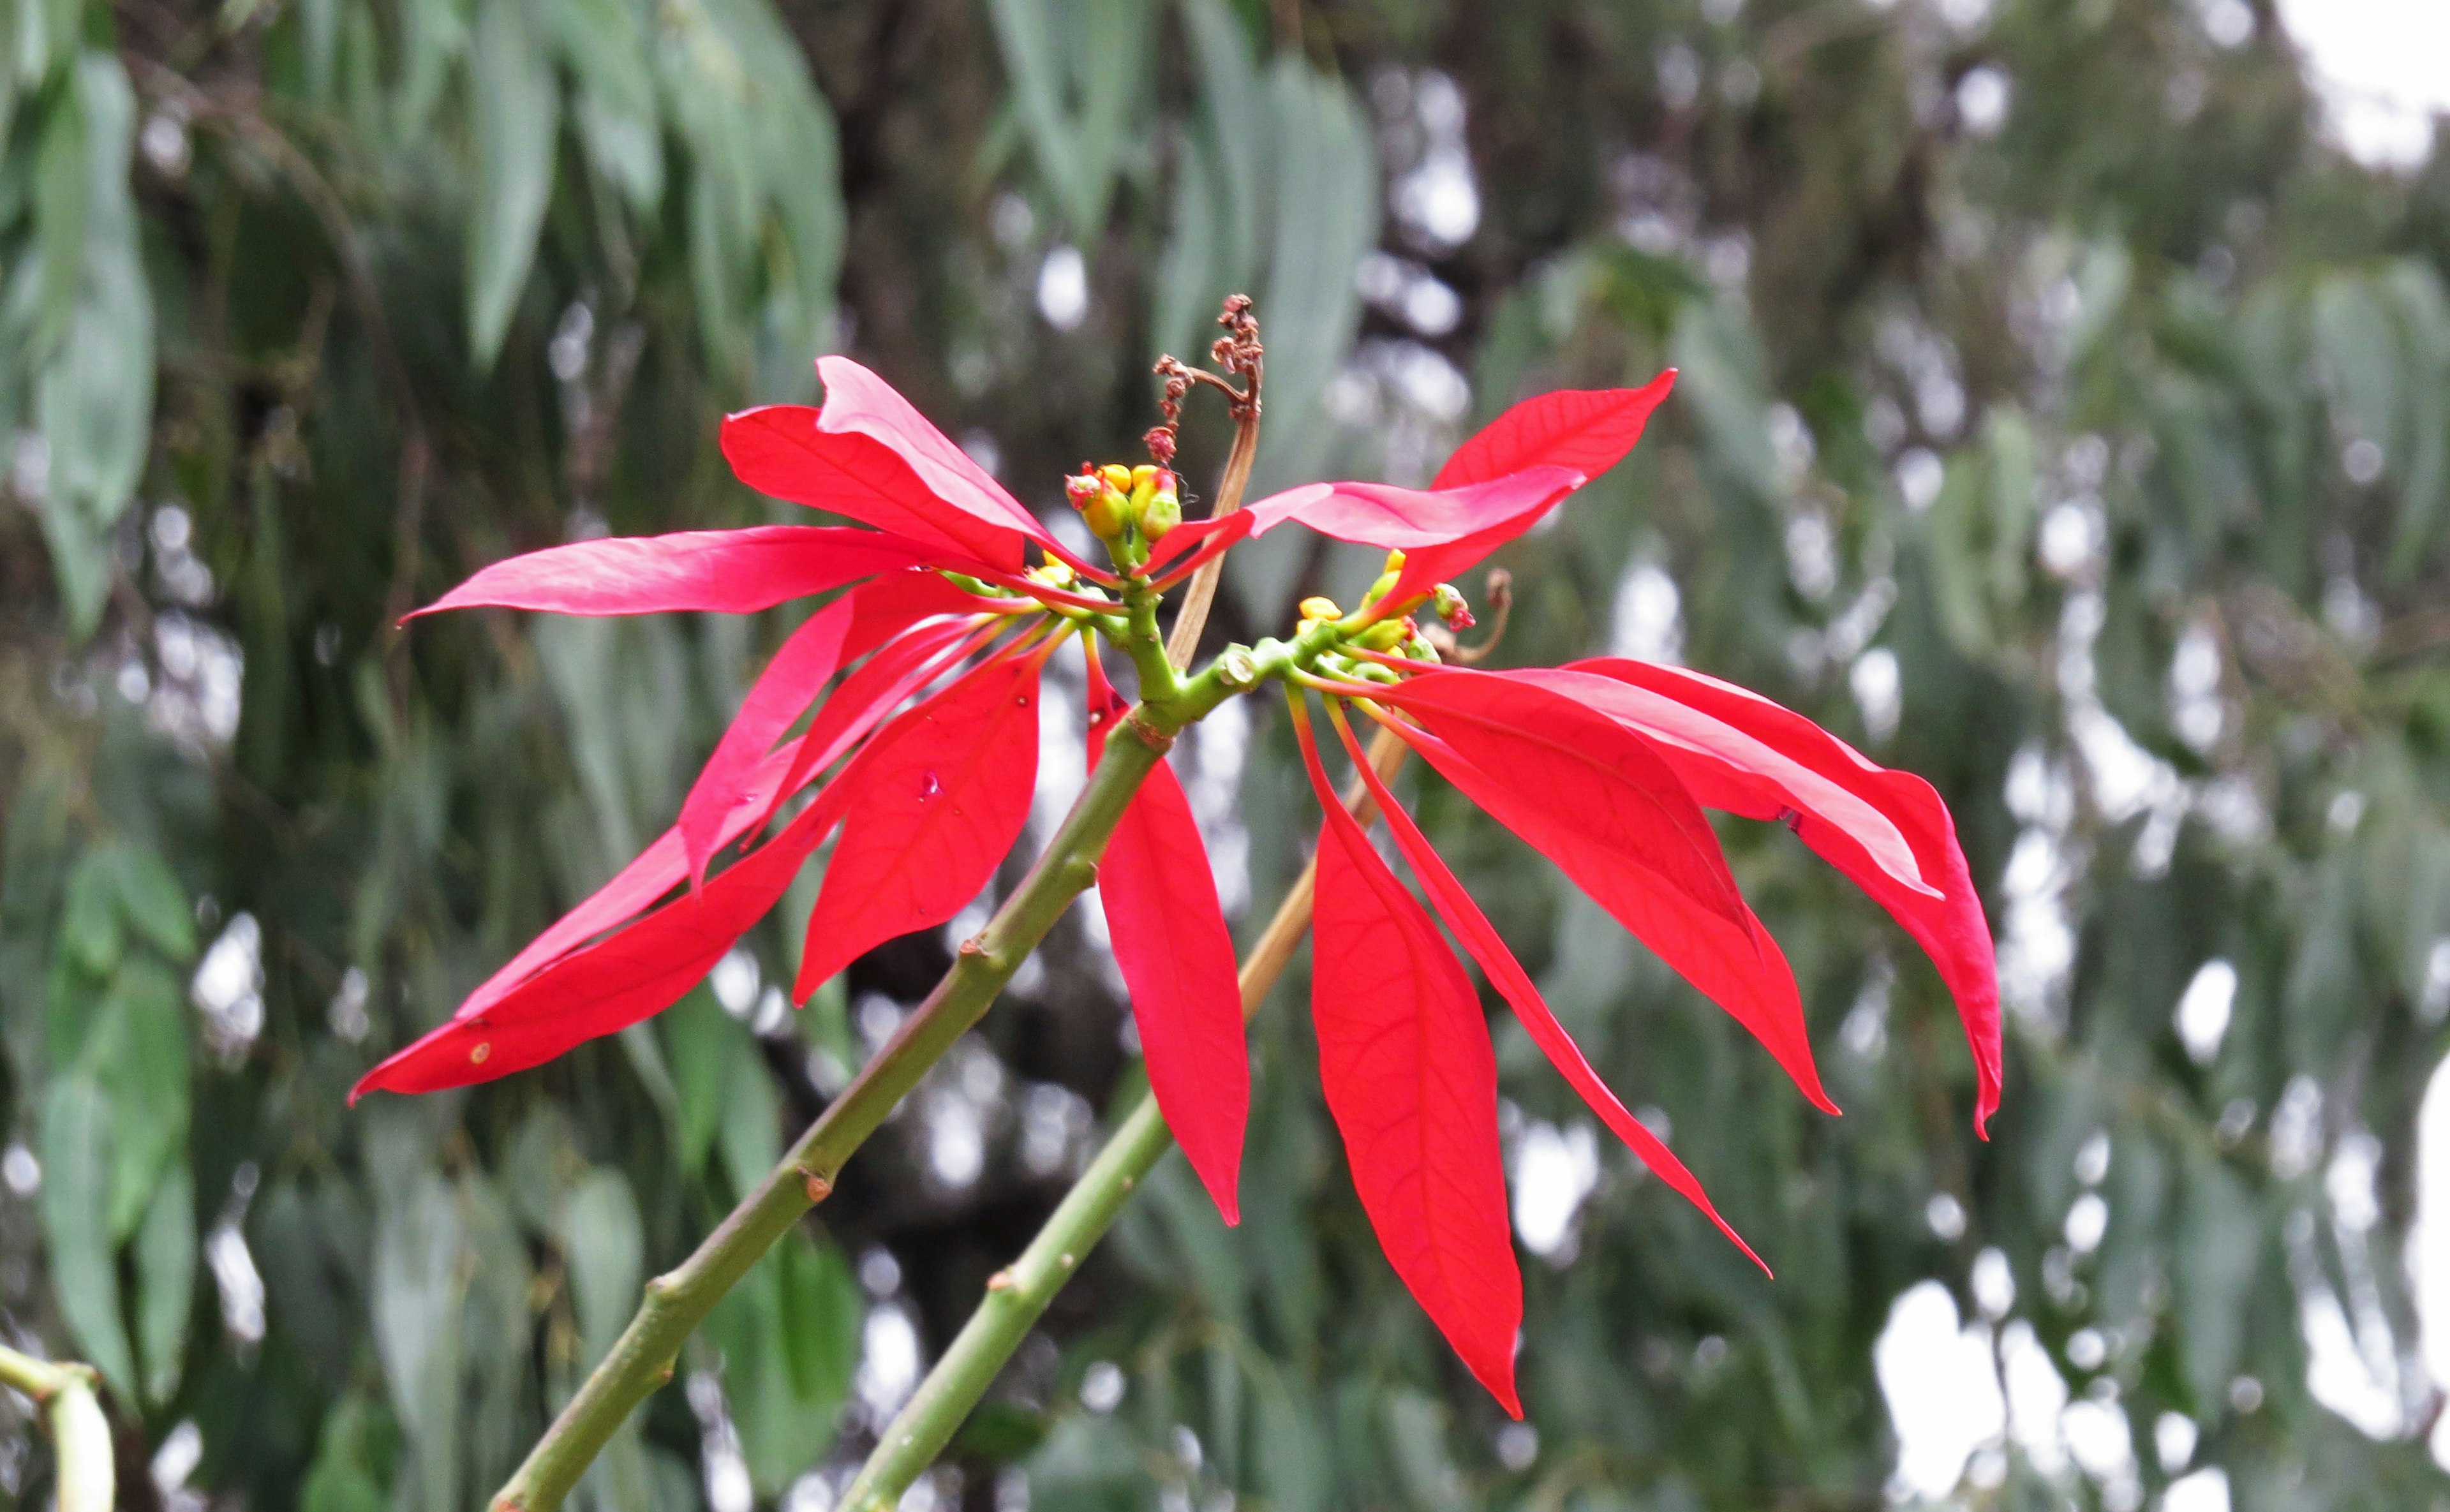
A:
[919,770,942,799]
[1015,694,1031,707]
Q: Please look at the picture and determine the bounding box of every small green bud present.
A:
[1355,617,1409,652]
[1140,469,1182,540]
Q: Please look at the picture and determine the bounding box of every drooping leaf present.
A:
[91,957,189,1239]
[553,0,663,212]
[107,842,195,962]
[1430,373,1677,490]
[1091,690,1249,1224]
[561,1167,644,1367]
[412,526,939,619]
[1371,670,1831,1113]
[133,1161,196,1405]
[466,0,559,366]
[1331,709,1764,1271]
[1294,707,1522,1415]
[984,0,1152,244]
[706,1228,861,1497]
[372,1170,464,1512]
[40,1072,137,1400]
[795,649,1045,998]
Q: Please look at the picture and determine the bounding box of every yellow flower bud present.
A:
[1298,596,1343,623]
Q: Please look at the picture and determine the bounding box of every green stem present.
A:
[842,1094,1178,1510]
[0,1344,115,1512]
[836,723,1408,1512]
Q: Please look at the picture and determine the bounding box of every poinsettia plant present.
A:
[366,301,1999,1512]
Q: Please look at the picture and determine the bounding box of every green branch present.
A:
[0,1344,115,1512]
[836,724,1408,1512]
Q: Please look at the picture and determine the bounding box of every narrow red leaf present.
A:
[1520,668,1933,894]
[679,597,858,889]
[1294,704,1522,1416]
[1086,681,1248,1224]
[1432,371,1677,490]
[724,404,1028,574]
[1563,658,2002,1134]
[1245,467,1585,621]
[1370,671,1834,1115]
[1329,709,1766,1273]
[1140,508,1255,580]
[794,650,1045,1000]
[352,783,848,1099]
[412,526,939,619]
[1245,466,1583,552]
[812,357,1098,573]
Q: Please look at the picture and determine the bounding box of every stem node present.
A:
[802,1172,833,1204]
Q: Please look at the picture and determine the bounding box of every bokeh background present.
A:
[4,1,2450,1509]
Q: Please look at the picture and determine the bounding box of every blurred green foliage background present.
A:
[3,0,2449,1509]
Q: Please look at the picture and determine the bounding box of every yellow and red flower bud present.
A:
[1067,466,1129,540]
[1432,582,1474,629]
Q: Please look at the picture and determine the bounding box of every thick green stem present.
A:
[837,724,1407,1512]
[0,1344,115,1512]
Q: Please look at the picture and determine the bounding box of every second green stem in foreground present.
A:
[838,724,1409,1511]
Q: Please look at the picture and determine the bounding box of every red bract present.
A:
[1325,708,1767,1274]
[724,357,1104,579]
[678,594,856,888]
[1429,371,1677,489]
[1086,670,1250,1223]
[1368,670,1833,1114]
[358,360,1105,1104]
[794,648,1047,999]
[1552,658,2002,1132]
[1296,706,1522,1416]
[1247,467,1584,622]
[357,776,856,1095]
[412,526,945,618]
